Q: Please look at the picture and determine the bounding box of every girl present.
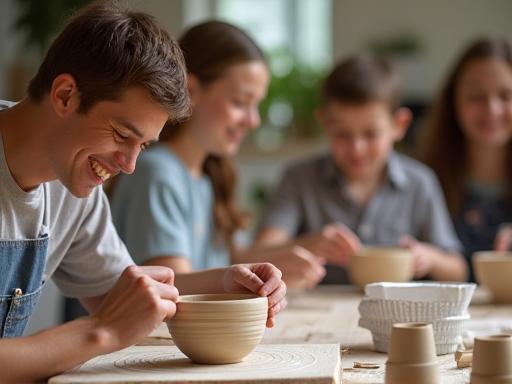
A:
[422,37,512,281]
[110,21,326,288]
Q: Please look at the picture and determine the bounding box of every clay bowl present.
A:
[471,334,512,384]
[473,252,512,303]
[167,293,268,364]
[349,247,414,289]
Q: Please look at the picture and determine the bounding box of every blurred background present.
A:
[1,0,511,332]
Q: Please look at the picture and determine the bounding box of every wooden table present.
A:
[259,285,512,384]
[51,286,512,383]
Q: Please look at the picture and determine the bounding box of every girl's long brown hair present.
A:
[161,21,267,249]
[421,36,512,216]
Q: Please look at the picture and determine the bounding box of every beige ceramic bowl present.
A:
[167,293,268,364]
[473,252,512,303]
[349,247,414,289]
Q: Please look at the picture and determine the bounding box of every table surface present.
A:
[53,285,512,384]
[145,285,512,384]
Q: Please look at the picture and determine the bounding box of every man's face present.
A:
[48,87,168,198]
[319,101,403,182]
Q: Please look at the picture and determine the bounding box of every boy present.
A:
[0,2,285,382]
[256,54,467,284]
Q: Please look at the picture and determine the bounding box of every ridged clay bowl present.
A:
[167,293,268,364]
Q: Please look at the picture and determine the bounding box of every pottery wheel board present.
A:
[49,344,342,384]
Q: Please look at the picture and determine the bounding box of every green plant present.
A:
[258,49,326,138]
[367,32,423,58]
[13,0,91,53]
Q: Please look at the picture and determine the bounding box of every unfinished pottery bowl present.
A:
[349,247,413,289]
[473,252,512,304]
[167,293,268,364]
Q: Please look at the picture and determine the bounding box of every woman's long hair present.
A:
[421,36,512,216]
[161,21,267,249]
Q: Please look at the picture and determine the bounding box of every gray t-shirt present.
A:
[111,145,229,270]
[260,152,462,283]
[0,100,133,298]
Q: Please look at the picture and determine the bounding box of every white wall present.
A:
[332,0,512,99]
[128,0,184,38]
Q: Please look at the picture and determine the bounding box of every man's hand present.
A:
[91,265,179,352]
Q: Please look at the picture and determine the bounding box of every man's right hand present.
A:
[91,265,179,352]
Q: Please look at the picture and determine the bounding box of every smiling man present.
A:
[0,2,286,382]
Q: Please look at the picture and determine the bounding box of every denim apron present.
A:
[0,184,49,337]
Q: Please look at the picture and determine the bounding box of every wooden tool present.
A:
[454,349,473,368]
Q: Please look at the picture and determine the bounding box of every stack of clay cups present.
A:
[385,323,439,384]
[167,293,268,364]
[470,334,512,384]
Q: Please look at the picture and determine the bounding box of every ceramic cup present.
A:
[473,252,512,303]
[167,293,268,364]
[385,323,439,384]
[349,247,413,289]
[470,334,512,384]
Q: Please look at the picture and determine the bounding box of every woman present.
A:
[422,37,512,281]
[110,21,325,288]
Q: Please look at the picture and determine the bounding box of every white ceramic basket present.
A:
[364,282,476,304]
[358,298,471,321]
[359,315,468,355]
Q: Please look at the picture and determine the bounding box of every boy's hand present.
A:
[91,265,179,352]
[400,236,434,278]
[222,263,287,328]
[298,223,361,267]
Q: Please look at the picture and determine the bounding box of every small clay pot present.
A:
[385,323,439,384]
[473,252,512,304]
[471,334,512,384]
[349,247,413,289]
[167,293,268,364]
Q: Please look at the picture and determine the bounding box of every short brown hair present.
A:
[322,54,401,111]
[28,0,190,122]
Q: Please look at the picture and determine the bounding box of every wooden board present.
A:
[49,344,342,384]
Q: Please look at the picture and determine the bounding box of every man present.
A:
[0,2,286,382]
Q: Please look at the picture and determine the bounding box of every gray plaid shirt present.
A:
[259,152,462,283]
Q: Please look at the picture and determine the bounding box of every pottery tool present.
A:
[49,344,341,384]
[454,350,472,368]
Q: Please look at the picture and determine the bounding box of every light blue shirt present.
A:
[110,145,229,270]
